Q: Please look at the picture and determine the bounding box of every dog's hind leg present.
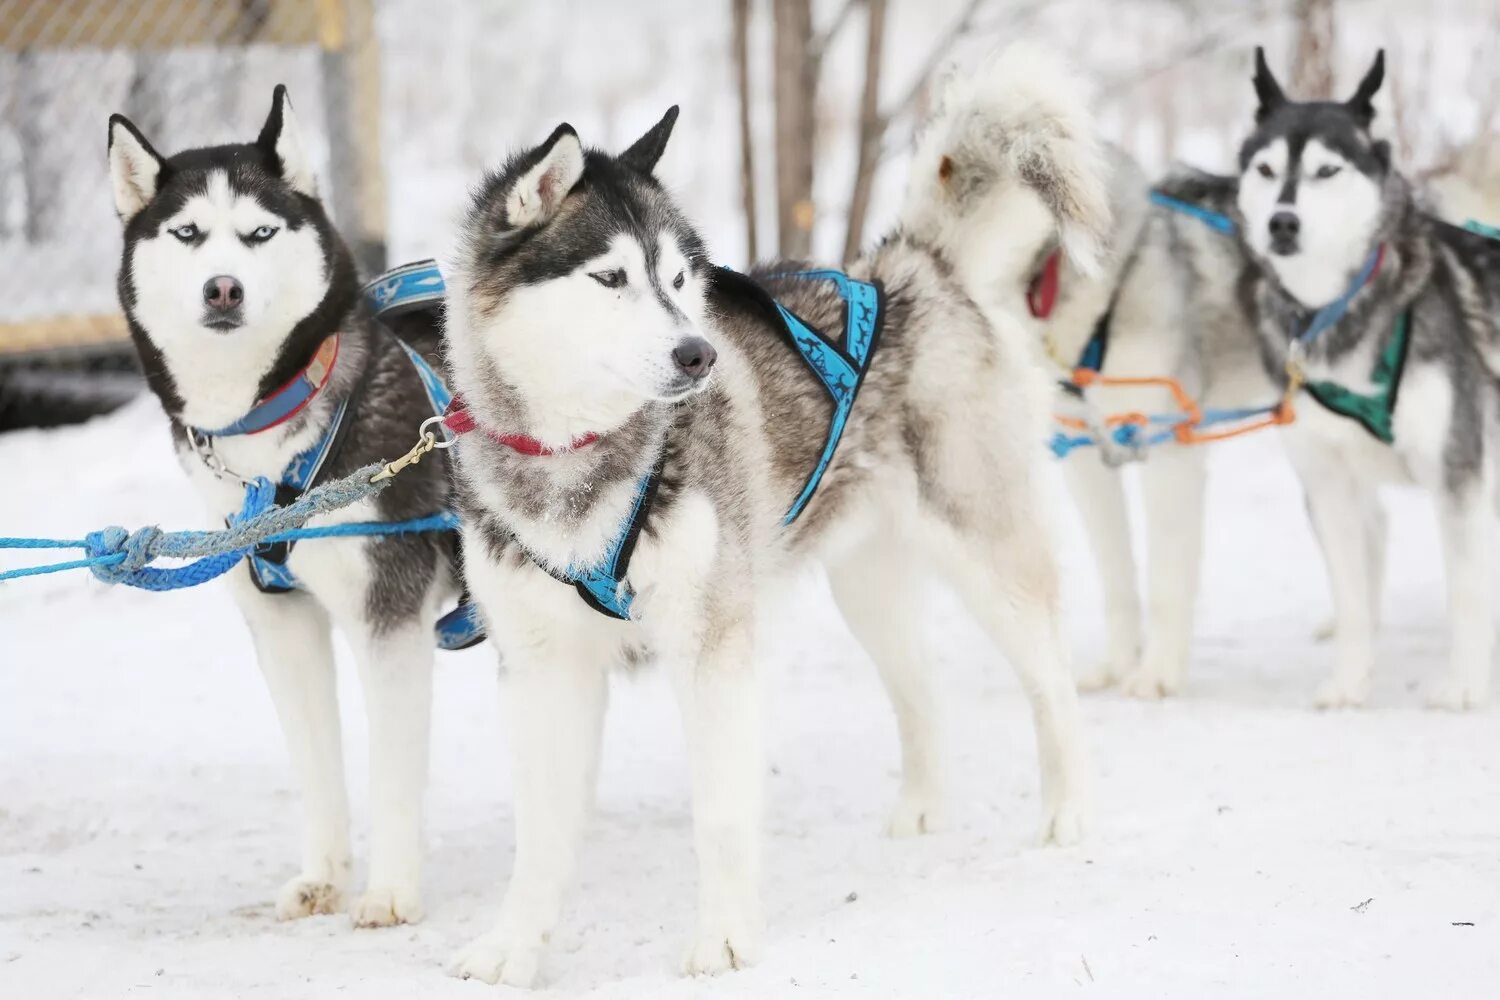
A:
[1428,482,1494,710]
[1063,454,1142,690]
[827,541,945,837]
[230,578,351,919]
[665,617,765,976]
[929,512,1090,845]
[345,620,434,927]
[1121,446,1206,699]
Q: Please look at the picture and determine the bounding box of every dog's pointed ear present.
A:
[618,106,679,175]
[504,123,586,229]
[1252,47,1287,122]
[108,114,166,221]
[1346,49,1385,127]
[257,84,317,197]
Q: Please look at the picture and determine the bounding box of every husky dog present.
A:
[108,87,457,923]
[1236,49,1500,709]
[443,46,1104,985]
[1028,156,1276,697]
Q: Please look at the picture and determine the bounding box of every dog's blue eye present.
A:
[1315,164,1342,179]
[672,271,685,290]
[248,225,279,243]
[1256,163,1275,179]
[169,224,198,242]
[591,269,626,289]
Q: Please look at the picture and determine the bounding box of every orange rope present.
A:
[1056,369,1297,448]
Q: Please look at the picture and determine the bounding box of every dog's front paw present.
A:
[1119,664,1179,700]
[448,929,543,988]
[1425,672,1490,712]
[682,923,762,977]
[1075,653,1132,692]
[275,874,345,920]
[351,885,424,928]
[1038,796,1085,847]
[886,789,946,838]
[1312,673,1369,709]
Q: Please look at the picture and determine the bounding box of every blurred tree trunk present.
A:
[842,0,886,264]
[732,0,759,263]
[1291,0,1337,99]
[772,0,815,259]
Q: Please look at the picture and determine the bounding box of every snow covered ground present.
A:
[2,398,1497,999]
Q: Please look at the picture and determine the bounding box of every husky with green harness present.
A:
[1236,47,1500,711]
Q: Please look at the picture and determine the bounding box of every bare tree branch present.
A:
[842,0,887,263]
[773,0,816,258]
[1290,0,1337,99]
[810,0,860,66]
[877,0,989,130]
[733,0,759,262]
[1097,2,1277,103]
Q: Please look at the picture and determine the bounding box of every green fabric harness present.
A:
[1303,309,1413,445]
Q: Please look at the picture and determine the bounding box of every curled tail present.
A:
[900,43,1112,308]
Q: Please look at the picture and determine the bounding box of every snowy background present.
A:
[4,0,1500,997]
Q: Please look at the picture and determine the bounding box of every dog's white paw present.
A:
[1119,664,1179,700]
[681,923,762,977]
[351,885,424,928]
[886,791,946,838]
[1425,673,1490,712]
[1038,797,1085,847]
[447,929,543,988]
[275,875,345,920]
[1075,655,1132,692]
[1312,617,1336,642]
[1312,673,1369,710]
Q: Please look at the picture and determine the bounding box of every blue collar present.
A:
[195,334,340,438]
[1294,243,1385,348]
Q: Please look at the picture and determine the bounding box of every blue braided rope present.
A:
[0,463,455,587]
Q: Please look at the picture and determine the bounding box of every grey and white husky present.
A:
[1027,155,1276,698]
[442,46,1104,985]
[1236,49,1500,709]
[108,87,457,922]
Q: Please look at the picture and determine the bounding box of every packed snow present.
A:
[2,397,1496,999]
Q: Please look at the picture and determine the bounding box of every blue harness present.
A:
[549,266,883,621]
[194,259,483,651]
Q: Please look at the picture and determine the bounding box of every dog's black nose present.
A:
[203,275,244,311]
[671,337,717,380]
[1269,211,1301,242]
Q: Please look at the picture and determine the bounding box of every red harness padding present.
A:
[1027,250,1061,319]
[442,396,600,456]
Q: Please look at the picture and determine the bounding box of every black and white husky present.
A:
[1027,154,1276,698]
[1236,49,1500,709]
[108,87,458,922]
[442,47,1105,985]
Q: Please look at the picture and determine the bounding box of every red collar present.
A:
[443,396,600,456]
[1027,250,1061,319]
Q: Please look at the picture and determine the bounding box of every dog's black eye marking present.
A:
[672,270,685,290]
[169,223,199,243]
[1256,162,1275,179]
[1314,164,1342,180]
[242,225,279,246]
[590,269,626,289]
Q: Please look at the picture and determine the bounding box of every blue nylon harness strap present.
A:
[769,268,882,525]
[1148,191,1237,235]
[542,266,883,621]
[231,258,480,650]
